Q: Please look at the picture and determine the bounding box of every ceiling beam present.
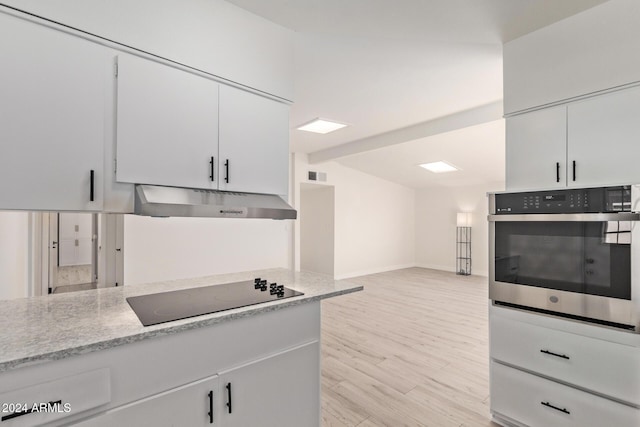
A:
[307,100,503,164]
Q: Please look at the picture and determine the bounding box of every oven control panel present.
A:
[494,186,631,214]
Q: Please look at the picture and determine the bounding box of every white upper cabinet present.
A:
[506,106,567,190]
[116,56,290,196]
[503,1,640,114]
[506,86,640,190]
[116,54,219,190]
[1,0,294,101]
[0,5,292,212]
[567,86,640,188]
[218,85,290,196]
[0,12,106,211]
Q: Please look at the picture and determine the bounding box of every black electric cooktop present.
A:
[127,278,304,326]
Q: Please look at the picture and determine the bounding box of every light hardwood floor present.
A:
[320,267,499,427]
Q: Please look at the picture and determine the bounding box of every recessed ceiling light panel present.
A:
[297,118,348,134]
[419,161,459,173]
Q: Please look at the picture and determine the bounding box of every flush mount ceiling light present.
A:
[296,118,348,134]
[419,161,459,173]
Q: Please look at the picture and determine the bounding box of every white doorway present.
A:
[49,213,97,293]
[300,183,335,276]
[31,212,124,296]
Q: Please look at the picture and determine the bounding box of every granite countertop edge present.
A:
[0,270,362,373]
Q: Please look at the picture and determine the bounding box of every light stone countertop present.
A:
[0,269,362,373]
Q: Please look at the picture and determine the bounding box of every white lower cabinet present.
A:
[18,304,324,427]
[218,341,320,427]
[71,375,219,427]
[491,362,640,427]
[71,342,319,427]
[491,311,640,405]
[0,369,110,427]
[490,305,640,427]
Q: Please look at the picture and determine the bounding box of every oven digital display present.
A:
[495,185,631,214]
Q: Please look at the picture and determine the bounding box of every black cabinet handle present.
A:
[541,401,570,415]
[208,390,214,424]
[90,170,95,202]
[226,382,232,414]
[1,400,62,421]
[224,159,230,184]
[556,162,560,183]
[572,160,576,181]
[209,156,215,182]
[540,349,570,360]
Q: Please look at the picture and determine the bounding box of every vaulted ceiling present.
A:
[227,0,609,188]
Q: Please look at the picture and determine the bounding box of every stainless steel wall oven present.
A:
[489,185,640,332]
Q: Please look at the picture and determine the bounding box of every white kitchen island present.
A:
[0,269,362,426]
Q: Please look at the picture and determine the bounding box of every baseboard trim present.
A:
[334,263,415,280]
[414,263,488,277]
[333,264,488,280]
[415,263,455,273]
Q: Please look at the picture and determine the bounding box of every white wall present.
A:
[293,153,415,279]
[300,185,335,276]
[415,181,504,277]
[123,215,290,285]
[0,212,29,300]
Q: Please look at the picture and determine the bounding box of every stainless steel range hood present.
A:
[134,185,297,220]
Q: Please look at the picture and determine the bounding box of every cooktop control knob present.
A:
[254,278,261,289]
[269,283,278,295]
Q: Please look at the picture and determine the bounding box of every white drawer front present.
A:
[490,314,640,405]
[491,362,640,427]
[0,368,110,426]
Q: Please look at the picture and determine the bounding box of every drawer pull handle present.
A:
[207,390,214,424]
[90,169,95,202]
[1,400,62,421]
[541,401,570,415]
[226,382,232,414]
[540,349,570,360]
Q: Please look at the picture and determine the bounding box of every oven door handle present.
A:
[488,213,640,222]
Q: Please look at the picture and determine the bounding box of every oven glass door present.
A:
[494,220,631,299]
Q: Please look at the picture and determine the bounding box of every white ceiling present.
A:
[337,119,506,188]
[226,0,609,188]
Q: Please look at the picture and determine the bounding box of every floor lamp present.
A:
[456,212,472,275]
